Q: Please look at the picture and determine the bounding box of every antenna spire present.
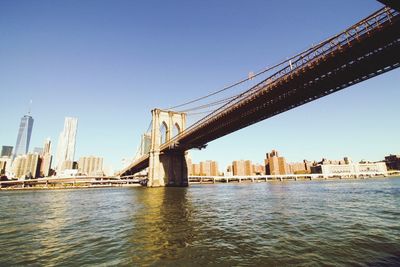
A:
[28,99,32,115]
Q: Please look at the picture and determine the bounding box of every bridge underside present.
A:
[378,0,400,12]
[176,16,400,150]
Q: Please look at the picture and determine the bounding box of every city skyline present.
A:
[3,110,396,177]
[189,151,396,177]
[0,0,399,170]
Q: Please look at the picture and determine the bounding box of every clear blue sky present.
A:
[1,0,399,172]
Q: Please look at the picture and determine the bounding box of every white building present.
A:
[56,117,78,173]
[78,156,104,176]
[11,153,41,179]
[312,162,387,177]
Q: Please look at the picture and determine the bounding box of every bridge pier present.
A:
[148,150,189,187]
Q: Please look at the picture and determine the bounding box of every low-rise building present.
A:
[190,163,201,176]
[232,160,253,176]
[311,160,387,177]
[199,160,219,176]
[189,161,219,176]
[289,160,312,174]
[265,150,289,175]
[253,164,265,175]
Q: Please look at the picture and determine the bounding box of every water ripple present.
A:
[0,178,399,266]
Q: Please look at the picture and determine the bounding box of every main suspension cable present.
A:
[164,42,325,111]
[178,95,238,112]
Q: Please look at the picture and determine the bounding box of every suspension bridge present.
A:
[119,2,400,187]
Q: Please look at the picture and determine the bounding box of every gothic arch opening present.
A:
[172,122,181,138]
[160,121,168,144]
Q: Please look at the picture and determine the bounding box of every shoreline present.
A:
[0,184,142,191]
[1,175,399,191]
[189,174,400,184]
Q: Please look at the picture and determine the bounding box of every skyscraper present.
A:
[14,114,34,156]
[56,117,78,172]
[40,138,52,177]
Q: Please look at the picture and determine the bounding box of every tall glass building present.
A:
[14,114,34,156]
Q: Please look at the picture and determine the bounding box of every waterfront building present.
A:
[39,138,52,177]
[12,155,26,178]
[253,164,266,175]
[199,160,219,176]
[210,161,219,176]
[225,165,233,176]
[304,160,312,172]
[78,156,104,176]
[289,160,312,174]
[226,165,232,173]
[56,117,78,173]
[384,154,400,170]
[1,146,13,158]
[200,161,210,176]
[189,161,218,176]
[232,160,245,176]
[311,159,387,177]
[265,150,289,175]
[244,160,252,175]
[25,153,41,178]
[14,114,34,156]
[40,154,52,177]
[11,153,41,179]
[232,160,253,176]
[191,163,201,176]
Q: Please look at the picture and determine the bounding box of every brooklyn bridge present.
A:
[119,1,400,187]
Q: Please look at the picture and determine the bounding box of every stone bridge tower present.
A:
[148,109,188,187]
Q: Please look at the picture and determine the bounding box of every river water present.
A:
[0,177,399,266]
